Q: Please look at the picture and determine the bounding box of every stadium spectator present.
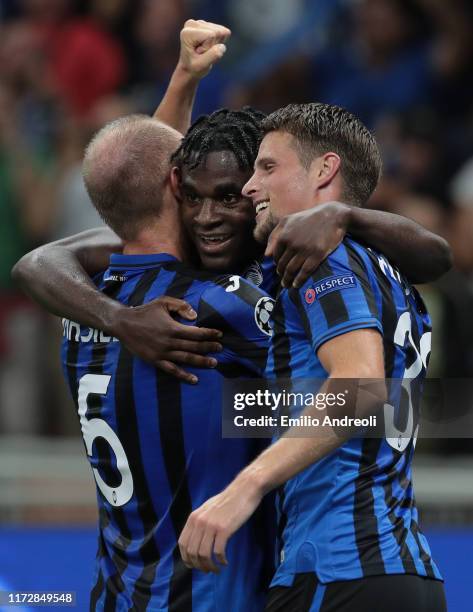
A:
[19,0,127,117]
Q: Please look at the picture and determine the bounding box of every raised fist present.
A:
[179,19,231,78]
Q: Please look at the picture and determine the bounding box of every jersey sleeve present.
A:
[198,275,273,376]
[290,241,382,353]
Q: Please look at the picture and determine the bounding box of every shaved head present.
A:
[83,115,182,241]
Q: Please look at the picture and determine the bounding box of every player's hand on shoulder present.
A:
[179,19,231,78]
[265,201,351,289]
[111,296,223,385]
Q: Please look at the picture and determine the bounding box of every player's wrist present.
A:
[345,203,365,234]
[329,200,352,231]
[235,465,271,499]
[102,301,130,339]
[173,61,202,84]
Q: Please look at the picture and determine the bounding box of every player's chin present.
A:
[253,219,273,245]
[198,251,236,273]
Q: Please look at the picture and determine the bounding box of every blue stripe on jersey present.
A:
[61,254,274,611]
[266,238,441,587]
[259,256,279,296]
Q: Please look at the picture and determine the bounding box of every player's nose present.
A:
[242,173,258,200]
[194,199,220,227]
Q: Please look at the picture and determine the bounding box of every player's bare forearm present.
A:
[266,201,452,288]
[12,227,123,331]
[153,65,200,135]
[12,228,223,383]
[348,207,452,283]
[153,20,230,134]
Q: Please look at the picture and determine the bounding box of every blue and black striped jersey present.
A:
[243,256,279,297]
[266,238,442,586]
[61,253,275,612]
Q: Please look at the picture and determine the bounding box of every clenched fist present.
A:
[179,19,231,78]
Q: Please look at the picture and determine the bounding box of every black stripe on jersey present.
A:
[276,486,288,564]
[198,298,268,373]
[353,438,386,574]
[213,274,263,305]
[271,296,292,379]
[289,289,312,339]
[162,260,230,282]
[410,518,436,579]
[155,273,196,612]
[310,259,349,327]
[365,253,397,378]
[380,451,418,574]
[346,245,379,319]
[90,569,105,612]
[112,268,164,611]
[271,294,293,558]
[216,361,261,378]
[65,340,80,406]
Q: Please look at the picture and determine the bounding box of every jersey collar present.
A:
[109,252,179,270]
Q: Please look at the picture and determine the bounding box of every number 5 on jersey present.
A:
[78,374,134,506]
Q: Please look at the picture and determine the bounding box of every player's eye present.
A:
[264,163,275,172]
[221,193,239,206]
[184,192,202,204]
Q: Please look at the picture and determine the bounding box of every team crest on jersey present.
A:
[254,297,274,336]
[305,288,316,304]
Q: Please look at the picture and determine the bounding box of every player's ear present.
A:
[170,166,183,202]
[312,153,341,190]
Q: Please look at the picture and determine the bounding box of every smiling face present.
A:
[243,131,318,244]
[175,150,261,273]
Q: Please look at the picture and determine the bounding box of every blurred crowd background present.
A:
[1,1,473,607]
[1,0,473,504]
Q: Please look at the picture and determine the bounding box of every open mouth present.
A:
[255,200,270,215]
[197,234,233,252]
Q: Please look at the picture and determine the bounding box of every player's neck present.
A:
[312,183,344,209]
[123,217,189,262]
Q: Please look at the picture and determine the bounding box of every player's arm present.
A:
[12,229,223,384]
[266,201,452,288]
[12,227,122,319]
[153,20,230,134]
[179,328,386,573]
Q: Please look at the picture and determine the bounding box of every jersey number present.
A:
[78,374,134,506]
[384,312,431,452]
